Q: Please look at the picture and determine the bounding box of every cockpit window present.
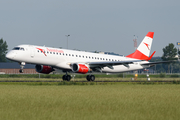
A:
[13,47,20,50]
[20,48,25,51]
[13,47,25,51]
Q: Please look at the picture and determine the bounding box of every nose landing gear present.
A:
[19,62,25,73]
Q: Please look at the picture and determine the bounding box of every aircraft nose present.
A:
[6,52,14,60]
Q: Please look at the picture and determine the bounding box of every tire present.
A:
[66,75,71,81]
[19,69,23,73]
[86,75,90,81]
[90,75,95,81]
[62,75,66,81]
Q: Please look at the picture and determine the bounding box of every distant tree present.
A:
[161,43,177,73]
[161,43,177,61]
[178,50,180,60]
[0,38,8,62]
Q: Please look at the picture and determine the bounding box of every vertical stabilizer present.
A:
[126,32,154,60]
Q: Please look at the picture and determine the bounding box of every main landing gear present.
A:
[86,75,95,81]
[62,71,95,81]
[62,72,72,81]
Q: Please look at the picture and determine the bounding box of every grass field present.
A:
[1,73,180,82]
[0,83,180,120]
[1,77,180,82]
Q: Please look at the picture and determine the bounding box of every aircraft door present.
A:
[29,45,35,58]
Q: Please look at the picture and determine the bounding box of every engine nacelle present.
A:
[35,65,54,74]
[72,63,90,74]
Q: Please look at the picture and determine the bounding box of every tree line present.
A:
[0,38,180,73]
[0,38,8,62]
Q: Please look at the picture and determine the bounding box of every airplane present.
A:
[6,32,169,81]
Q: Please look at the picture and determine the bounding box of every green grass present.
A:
[1,77,180,82]
[0,84,180,120]
[0,73,179,79]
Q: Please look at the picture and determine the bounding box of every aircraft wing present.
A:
[86,60,173,70]
[85,60,141,69]
[140,61,172,66]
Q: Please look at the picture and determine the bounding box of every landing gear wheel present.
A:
[86,75,95,81]
[90,75,95,81]
[62,75,66,81]
[19,69,23,73]
[86,75,91,81]
[66,75,71,81]
[62,75,71,81]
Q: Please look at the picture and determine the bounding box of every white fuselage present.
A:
[6,44,149,73]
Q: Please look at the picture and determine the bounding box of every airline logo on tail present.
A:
[126,32,154,61]
[144,42,150,50]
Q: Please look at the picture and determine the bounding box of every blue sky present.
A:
[1,0,180,56]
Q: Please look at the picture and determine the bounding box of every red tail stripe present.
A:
[146,32,154,39]
[126,50,149,60]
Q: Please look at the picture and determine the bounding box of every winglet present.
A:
[146,51,156,61]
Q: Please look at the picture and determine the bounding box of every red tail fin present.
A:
[126,32,154,60]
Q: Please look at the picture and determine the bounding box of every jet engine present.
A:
[35,65,54,74]
[72,63,90,74]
